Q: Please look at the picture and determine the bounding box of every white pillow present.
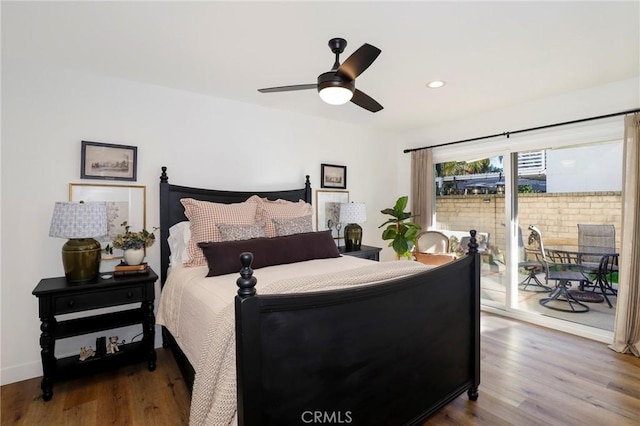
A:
[168,221,191,267]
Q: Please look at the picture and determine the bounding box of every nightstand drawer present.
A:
[54,286,144,314]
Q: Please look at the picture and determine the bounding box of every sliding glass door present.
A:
[433,139,622,335]
[513,141,622,332]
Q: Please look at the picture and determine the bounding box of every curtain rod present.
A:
[403,107,640,154]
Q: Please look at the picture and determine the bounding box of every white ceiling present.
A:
[3,1,639,133]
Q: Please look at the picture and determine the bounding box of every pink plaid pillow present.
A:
[181,196,260,267]
[257,198,313,238]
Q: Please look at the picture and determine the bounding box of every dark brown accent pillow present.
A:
[198,230,341,277]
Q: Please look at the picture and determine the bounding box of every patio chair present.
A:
[590,253,618,308]
[413,230,457,266]
[518,225,550,292]
[577,224,618,297]
[529,225,593,313]
[577,224,615,265]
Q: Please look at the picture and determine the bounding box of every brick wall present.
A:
[435,192,622,251]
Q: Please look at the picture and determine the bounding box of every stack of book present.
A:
[114,262,149,277]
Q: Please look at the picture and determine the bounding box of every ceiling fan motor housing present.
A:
[317,72,355,94]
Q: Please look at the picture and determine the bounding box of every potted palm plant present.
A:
[379,196,421,259]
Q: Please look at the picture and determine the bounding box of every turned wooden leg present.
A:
[39,317,56,401]
[143,301,156,371]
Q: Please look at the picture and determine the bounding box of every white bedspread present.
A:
[157,257,432,426]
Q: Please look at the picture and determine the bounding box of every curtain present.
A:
[610,112,640,357]
[410,149,434,231]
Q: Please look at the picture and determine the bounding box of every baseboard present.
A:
[1,332,165,386]
[1,361,42,386]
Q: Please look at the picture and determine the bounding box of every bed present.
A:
[157,166,481,426]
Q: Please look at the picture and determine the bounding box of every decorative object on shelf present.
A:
[49,201,108,282]
[316,190,349,244]
[112,221,156,265]
[339,202,367,251]
[106,336,120,355]
[79,346,96,361]
[379,196,422,260]
[70,183,147,260]
[320,163,347,189]
[123,249,145,266]
[81,140,138,181]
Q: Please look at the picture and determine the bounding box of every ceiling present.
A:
[3,1,639,133]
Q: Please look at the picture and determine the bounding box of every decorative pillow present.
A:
[272,215,313,237]
[217,223,266,242]
[181,196,260,267]
[257,198,313,238]
[198,230,340,277]
[168,221,191,267]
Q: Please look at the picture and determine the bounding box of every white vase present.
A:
[123,248,145,266]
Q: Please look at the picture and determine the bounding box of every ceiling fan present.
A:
[258,38,383,113]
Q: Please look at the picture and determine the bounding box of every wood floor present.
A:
[2,313,639,425]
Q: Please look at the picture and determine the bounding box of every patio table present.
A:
[544,245,618,308]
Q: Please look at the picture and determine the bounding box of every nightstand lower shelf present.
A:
[56,341,148,380]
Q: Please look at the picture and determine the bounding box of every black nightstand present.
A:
[32,268,158,401]
[339,245,382,261]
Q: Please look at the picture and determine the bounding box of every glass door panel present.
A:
[513,142,622,331]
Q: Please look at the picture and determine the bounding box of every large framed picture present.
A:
[69,183,146,259]
[321,163,347,189]
[316,190,349,244]
[81,140,137,181]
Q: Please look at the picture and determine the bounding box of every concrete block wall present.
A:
[435,192,622,252]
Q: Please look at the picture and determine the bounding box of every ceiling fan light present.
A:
[319,86,354,105]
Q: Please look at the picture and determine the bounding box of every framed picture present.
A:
[81,140,137,181]
[321,163,347,189]
[316,190,349,244]
[70,183,146,259]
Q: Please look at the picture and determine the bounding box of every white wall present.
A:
[0,58,398,385]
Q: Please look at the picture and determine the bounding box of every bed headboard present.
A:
[159,166,312,286]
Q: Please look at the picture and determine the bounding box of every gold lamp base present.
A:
[61,238,102,282]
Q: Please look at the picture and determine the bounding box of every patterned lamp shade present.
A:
[49,202,108,282]
[49,202,108,239]
[339,202,367,224]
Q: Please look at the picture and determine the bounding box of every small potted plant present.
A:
[112,221,156,265]
[379,196,421,260]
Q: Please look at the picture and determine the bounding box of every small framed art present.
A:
[321,163,347,189]
[81,140,138,181]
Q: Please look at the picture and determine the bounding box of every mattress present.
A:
[156,255,376,366]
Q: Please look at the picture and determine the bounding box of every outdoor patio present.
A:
[480,266,617,332]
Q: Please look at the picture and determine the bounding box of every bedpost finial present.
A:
[237,252,257,298]
[160,166,168,183]
[467,230,479,254]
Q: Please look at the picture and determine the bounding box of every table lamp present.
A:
[49,201,108,282]
[339,202,366,252]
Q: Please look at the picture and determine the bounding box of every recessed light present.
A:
[427,80,445,88]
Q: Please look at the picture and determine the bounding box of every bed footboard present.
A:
[235,233,481,425]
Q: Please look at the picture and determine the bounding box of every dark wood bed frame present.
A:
[159,166,480,425]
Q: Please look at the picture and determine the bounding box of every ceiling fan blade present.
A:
[351,89,383,113]
[258,84,317,93]
[336,43,381,81]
